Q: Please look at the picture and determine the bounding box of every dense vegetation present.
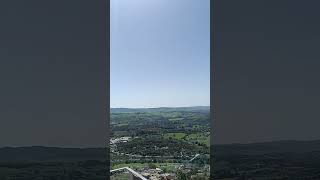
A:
[110,107,211,178]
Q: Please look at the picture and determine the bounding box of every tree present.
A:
[148,163,157,169]
[177,170,189,180]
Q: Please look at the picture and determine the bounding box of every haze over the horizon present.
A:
[111,105,209,109]
[111,0,210,108]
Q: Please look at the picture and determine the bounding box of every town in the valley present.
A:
[110,107,210,180]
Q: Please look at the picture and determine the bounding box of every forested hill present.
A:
[111,106,210,113]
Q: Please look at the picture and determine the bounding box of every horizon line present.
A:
[110,105,210,109]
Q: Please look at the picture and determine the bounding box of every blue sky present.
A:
[111,0,210,108]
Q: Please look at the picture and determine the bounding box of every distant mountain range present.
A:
[110,106,210,113]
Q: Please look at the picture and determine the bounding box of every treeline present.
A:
[116,137,208,157]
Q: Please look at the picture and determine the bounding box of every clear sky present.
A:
[111,0,210,108]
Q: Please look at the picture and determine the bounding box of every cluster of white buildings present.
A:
[110,136,131,145]
[140,168,175,180]
[110,136,131,153]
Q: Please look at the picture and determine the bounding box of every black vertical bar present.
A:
[211,0,222,179]
[106,0,111,178]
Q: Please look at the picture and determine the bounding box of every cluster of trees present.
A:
[111,109,211,178]
[176,169,210,180]
[111,111,210,133]
[116,136,207,157]
[113,158,187,165]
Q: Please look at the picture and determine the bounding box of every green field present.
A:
[163,132,209,146]
[163,132,187,140]
[186,133,210,146]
